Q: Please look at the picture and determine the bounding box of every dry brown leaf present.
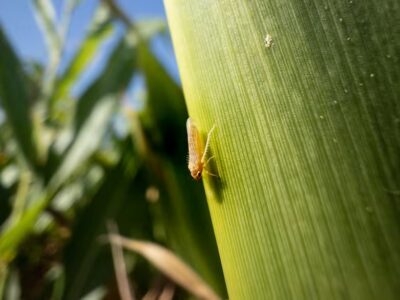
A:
[107,222,135,300]
[159,282,175,300]
[108,234,221,300]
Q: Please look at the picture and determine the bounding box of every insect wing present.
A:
[186,118,203,170]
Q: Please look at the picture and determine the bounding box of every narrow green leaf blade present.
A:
[50,5,114,120]
[139,44,187,159]
[74,20,165,132]
[31,0,62,101]
[0,27,39,167]
[50,96,115,190]
[0,94,115,263]
[63,147,141,300]
[73,37,135,131]
[0,194,49,261]
[31,0,60,60]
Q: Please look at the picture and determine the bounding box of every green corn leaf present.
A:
[49,95,115,190]
[31,0,60,63]
[73,37,135,132]
[0,193,49,261]
[0,19,166,262]
[0,27,40,168]
[165,0,400,299]
[49,4,114,122]
[74,20,166,132]
[139,44,187,160]
[62,143,142,300]
[31,0,62,100]
[0,93,115,262]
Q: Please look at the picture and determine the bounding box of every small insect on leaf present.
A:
[186,118,216,180]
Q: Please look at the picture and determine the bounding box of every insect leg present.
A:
[204,155,215,167]
[201,124,216,164]
[204,169,219,178]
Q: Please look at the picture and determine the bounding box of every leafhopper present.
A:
[186,118,216,180]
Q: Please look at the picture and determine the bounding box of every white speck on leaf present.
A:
[264,34,273,49]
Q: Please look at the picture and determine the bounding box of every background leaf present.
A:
[49,95,115,190]
[50,4,114,121]
[0,28,39,168]
[0,193,49,261]
[31,0,60,58]
[74,20,165,132]
[62,139,144,300]
[108,234,220,300]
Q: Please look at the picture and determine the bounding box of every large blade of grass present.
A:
[0,27,40,168]
[165,0,400,299]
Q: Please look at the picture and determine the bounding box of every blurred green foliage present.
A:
[0,1,226,299]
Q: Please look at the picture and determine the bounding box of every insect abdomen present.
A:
[186,118,204,179]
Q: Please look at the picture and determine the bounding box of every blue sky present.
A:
[0,0,179,97]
